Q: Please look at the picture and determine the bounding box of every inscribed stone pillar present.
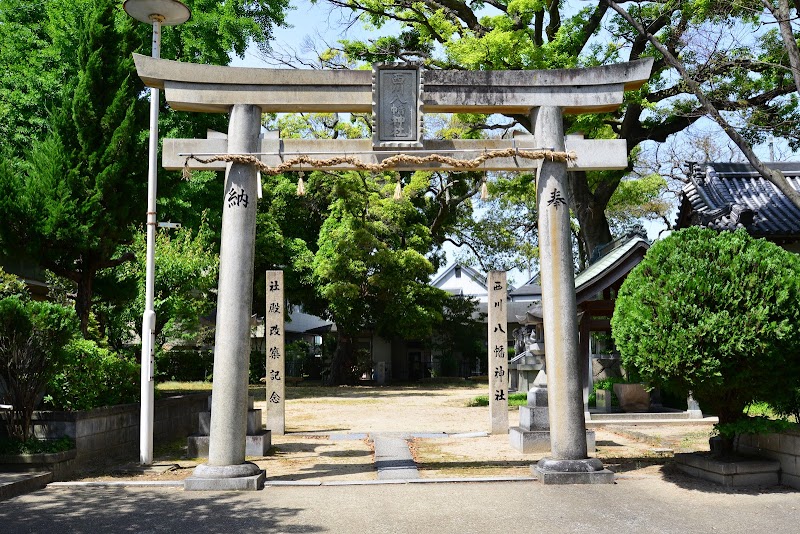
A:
[533,106,587,460]
[265,270,285,435]
[207,104,262,468]
[488,271,509,434]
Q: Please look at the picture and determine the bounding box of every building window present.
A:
[455,267,462,278]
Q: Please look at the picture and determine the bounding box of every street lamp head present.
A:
[123,0,191,25]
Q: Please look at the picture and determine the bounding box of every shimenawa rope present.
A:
[181,148,577,180]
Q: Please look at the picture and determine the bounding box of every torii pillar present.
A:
[533,106,614,484]
[185,104,265,491]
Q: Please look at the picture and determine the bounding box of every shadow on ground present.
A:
[0,487,324,533]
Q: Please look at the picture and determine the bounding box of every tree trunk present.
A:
[768,0,800,95]
[568,170,614,261]
[75,256,96,338]
[326,331,355,386]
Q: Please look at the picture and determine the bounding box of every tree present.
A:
[430,295,485,377]
[0,0,290,337]
[604,0,800,210]
[611,227,800,434]
[254,114,478,385]
[316,0,800,256]
[0,295,78,441]
[0,0,145,335]
[311,171,449,384]
[101,219,219,351]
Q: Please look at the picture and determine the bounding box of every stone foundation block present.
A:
[533,466,615,484]
[509,427,595,453]
[198,410,263,435]
[187,431,271,458]
[185,469,265,491]
[595,389,612,412]
[532,457,614,485]
[519,406,549,430]
[675,453,780,487]
[207,395,255,411]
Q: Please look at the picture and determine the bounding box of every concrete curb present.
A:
[0,472,52,500]
[48,480,184,488]
[44,476,538,489]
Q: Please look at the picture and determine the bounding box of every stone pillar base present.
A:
[532,457,615,485]
[184,462,265,491]
[509,427,595,453]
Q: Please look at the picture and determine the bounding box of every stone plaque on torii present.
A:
[134,53,652,489]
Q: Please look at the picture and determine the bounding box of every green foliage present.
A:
[612,227,800,426]
[0,436,74,455]
[155,349,214,383]
[0,297,78,440]
[329,0,800,263]
[250,349,265,385]
[588,377,627,407]
[714,416,795,440]
[771,388,800,424]
[0,0,289,342]
[0,268,28,301]
[468,392,527,407]
[606,173,670,229]
[430,295,486,377]
[0,0,146,335]
[113,220,219,349]
[44,338,139,411]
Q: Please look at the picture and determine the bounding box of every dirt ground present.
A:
[74,384,715,483]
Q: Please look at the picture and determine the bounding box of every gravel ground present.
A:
[72,385,715,483]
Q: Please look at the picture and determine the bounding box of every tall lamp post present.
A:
[124,0,191,466]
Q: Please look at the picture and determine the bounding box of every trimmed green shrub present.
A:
[0,268,29,301]
[45,338,139,411]
[155,349,214,383]
[612,227,800,429]
[0,296,78,440]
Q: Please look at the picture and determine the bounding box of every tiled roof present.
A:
[676,163,800,238]
[574,233,649,303]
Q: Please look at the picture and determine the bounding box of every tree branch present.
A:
[605,0,800,210]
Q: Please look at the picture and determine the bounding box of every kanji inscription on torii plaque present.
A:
[372,64,424,149]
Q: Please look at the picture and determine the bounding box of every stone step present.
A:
[675,453,780,487]
[187,431,271,458]
[589,411,690,421]
[197,410,262,435]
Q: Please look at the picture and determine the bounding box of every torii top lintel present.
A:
[133,54,653,115]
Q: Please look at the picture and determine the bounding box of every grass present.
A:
[745,402,780,419]
[156,381,213,395]
[467,392,528,407]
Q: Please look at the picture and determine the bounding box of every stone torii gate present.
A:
[134,54,652,489]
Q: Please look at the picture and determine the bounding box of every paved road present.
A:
[2,475,798,533]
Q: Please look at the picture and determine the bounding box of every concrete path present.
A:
[2,477,799,533]
[372,435,419,480]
